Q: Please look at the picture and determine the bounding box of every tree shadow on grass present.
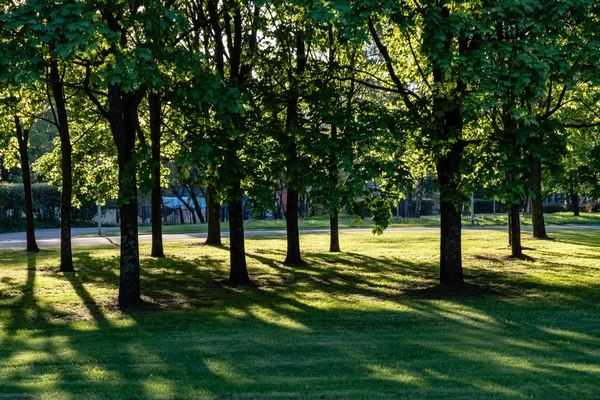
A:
[1,236,600,399]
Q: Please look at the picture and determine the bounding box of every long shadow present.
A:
[1,235,600,399]
[64,272,107,322]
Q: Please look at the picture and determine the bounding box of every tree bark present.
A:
[107,83,143,307]
[435,115,464,285]
[284,188,303,264]
[282,30,307,265]
[329,208,340,253]
[14,116,39,253]
[228,179,249,283]
[50,59,74,271]
[571,193,580,216]
[188,187,205,223]
[414,177,424,218]
[206,185,222,245]
[530,155,548,239]
[509,204,522,257]
[149,91,165,258]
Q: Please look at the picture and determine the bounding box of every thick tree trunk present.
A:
[108,84,143,307]
[329,208,340,253]
[284,188,303,264]
[530,156,548,239]
[508,209,513,246]
[149,91,164,258]
[206,185,222,245]
[509,204,522,257]
[436,144,464,285]
[438,193,463,285]
[571,193,580,216]
[228,180,249,283]
[14,116,39,253]
[50,60,74,271]
[328,125,340,253]
[118,193,140,305]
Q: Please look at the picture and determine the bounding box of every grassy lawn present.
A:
[78,211,600,238]
[0,229,599,399]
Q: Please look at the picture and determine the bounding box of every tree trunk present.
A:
[414,177,424,218]
[189,188,205,224]
[571,193,580,216]
[328,124,340,253]
[175,191,197,224]
[14,116,39,253]
[206,185,222,245]
[436,142,464,285]
[108,83,143,307]
[508,209,512,246]
[530,155,547,239]
[118,193,140,306]
[404,191,413,218]
[228,179,249,283]
[284,188,303,264]
[438,194,463,285]
[50,59,74,271]
[509,204,522,257]
[149,91,165,258]
[329,208,340,253]
[282,30,306,265]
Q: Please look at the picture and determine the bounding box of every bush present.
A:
[586,202,599,212]
[543,203,565,213]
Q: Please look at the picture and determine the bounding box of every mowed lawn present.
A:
[0,230,599,399]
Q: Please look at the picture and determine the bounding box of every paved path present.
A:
[0,225,598,249]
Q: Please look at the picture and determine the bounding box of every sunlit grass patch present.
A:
[0,229,599,399]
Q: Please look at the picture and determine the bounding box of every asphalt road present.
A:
[0,225,598,249]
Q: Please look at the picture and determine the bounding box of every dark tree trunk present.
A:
[328,123,341,253]
[530,155,548,239]
[108,83,143,307]
[173,188,197,224]
[206,186,222,245]
[438,185,463,285]
[284,189,303,264]
[189,188,205,223]
[404,191,413,218]
[14,117,39,253]
[50,60,74,271]
[90,10,144,307]
[329,208,340,253]
[414,177,424,218]
[228,180,249,283]
[436,137,464,285]
[118,193,140,305]
[282,31,307,265]
[149,91,164,258]
[509,204,522,257]
[571,193,580,216]
[508,209,513,246]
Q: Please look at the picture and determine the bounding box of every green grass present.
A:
[80,212,600,238]
[1,229,599,399]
